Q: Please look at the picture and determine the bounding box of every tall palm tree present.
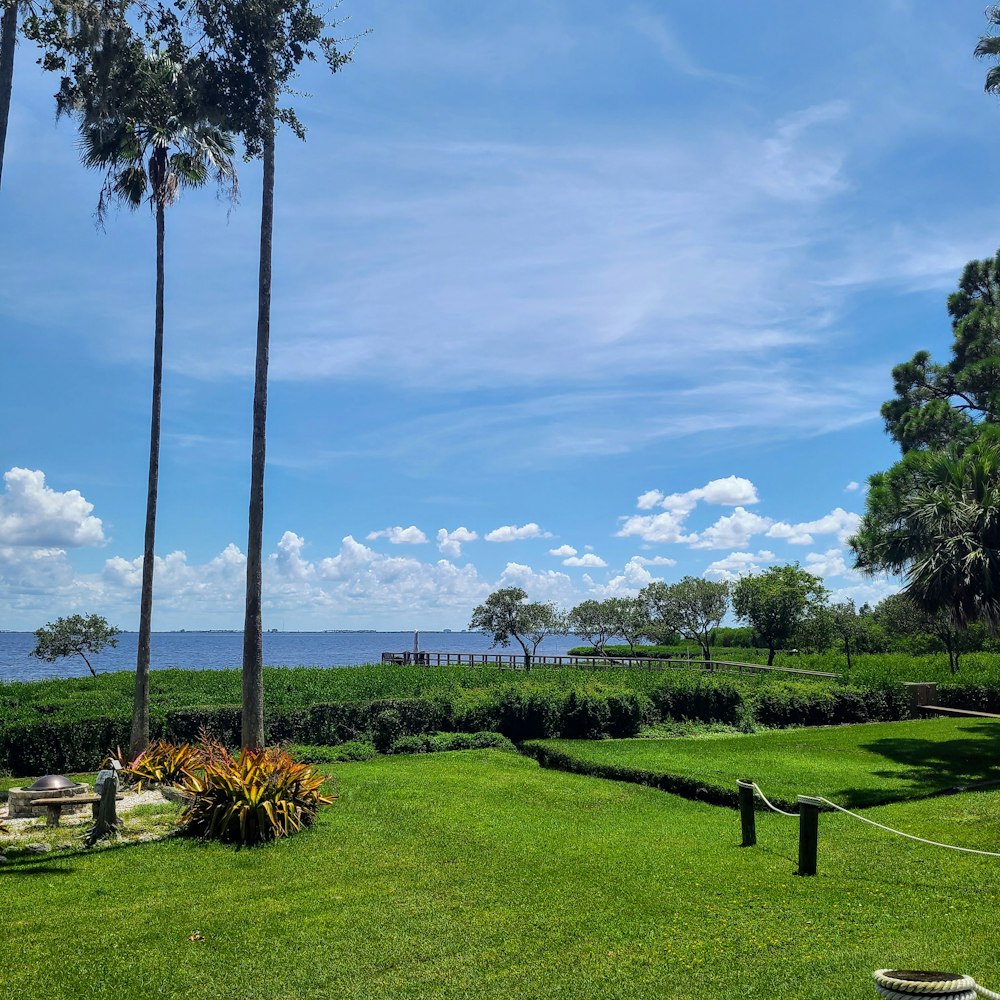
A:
[77,52,237,756]
[851,432,1000,634]
[0,0,19,188]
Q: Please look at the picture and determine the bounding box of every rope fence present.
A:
[738,781,1000,996]
[737,780,1000,873]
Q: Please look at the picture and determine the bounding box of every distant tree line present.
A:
[468,579,994,674]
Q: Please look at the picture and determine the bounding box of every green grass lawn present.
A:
[3,749,1000,999]
[527,717,1000,809]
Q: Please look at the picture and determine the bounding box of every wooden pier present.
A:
[380,650,836,679]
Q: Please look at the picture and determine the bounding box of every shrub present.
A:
[288,741,378,763]
[179,744,334,845]
[389,734,430,754]
[165,705,241,745]
[649,678,743,725]
[372,709,404,753]
[388,731,517,755]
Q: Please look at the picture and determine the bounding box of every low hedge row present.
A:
[0,677,913,775]
[520,742,753,810]
[0,689,653,774]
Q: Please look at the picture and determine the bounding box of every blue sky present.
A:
[1,0,998,630]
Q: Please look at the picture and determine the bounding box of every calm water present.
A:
[0,631,590,683]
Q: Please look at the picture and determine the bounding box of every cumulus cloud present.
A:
[103,544,248,611]
[689,507,773,550]
[636,489,665,510]
[366,525,429,545]
[703,549,776,581]
[563,553,607,568]
[630,555,677,567]
[271,531,315,581]
[587,555,672,597]
[0,468,105,547]
[436,526,478,558]
[622,476,760,544]
[845,481,860,492]
[497,561,575,602]
[766,507,860,545]
[548,544,577,557]
[616,509,693,544]
[803,547,850,578]
[485,522,552,542]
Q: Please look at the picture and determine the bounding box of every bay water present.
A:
[0,631,591,683]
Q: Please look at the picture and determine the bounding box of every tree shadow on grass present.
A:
[0,861,76,876]
[852,722,1000,804]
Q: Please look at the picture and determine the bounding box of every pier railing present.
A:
[380,650,836,679]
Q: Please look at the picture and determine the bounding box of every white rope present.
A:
[745,782,1000,857]
[746,781,797,818]
[817,797,1000,859]
[873,970,1000,999]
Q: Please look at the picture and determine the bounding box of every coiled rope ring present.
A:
[874,969,1000,1000]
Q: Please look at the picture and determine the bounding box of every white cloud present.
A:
[0,468,105,547]
[803,548,850,578]
[631,555,677,567]
[620,476,760,544]
[563,553,607,568]
[827,578,900,607]
[548,544,577,557]
[692,476,760,507]
[845,481,860,492]
[616,509,693,544]
[485,522,552,542]
[588,556,670,597]
[270,531,314,581]
[317,536,377,580]
[366,525,429,545]
[436,526,478,558]
[766,507,861,545]
[689,507,773,550]
[497,561,575,602]
[702,550,776,581]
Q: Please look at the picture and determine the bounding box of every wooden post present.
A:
[86,771,120,847]
[797,795,821,876]
[737,780,756,847]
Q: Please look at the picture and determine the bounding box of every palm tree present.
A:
[851,432,1000,635]
[0,0,19,189]
[77,51,237,756]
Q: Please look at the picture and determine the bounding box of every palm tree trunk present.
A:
[242,126,274,750]
[0,1,17,190]
[130,197,165,757]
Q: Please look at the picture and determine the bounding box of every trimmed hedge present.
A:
[389,731,517,755]
[0,688,652,774]
[0,672,913,775]
[521,742,749,810]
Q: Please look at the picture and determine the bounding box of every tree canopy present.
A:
[731,565,826,666]
[640,577,729,661]
[881,252,1000,454]
[851,430,1000,635]
[469,587,565,669]
[30,613,121,677]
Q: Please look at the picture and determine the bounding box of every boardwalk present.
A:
[380,650,837,679]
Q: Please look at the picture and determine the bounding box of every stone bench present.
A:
[32,794,123,828]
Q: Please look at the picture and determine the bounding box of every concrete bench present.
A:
[32,794,123,827]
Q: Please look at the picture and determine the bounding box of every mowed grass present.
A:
[3,750,1000,999]
[528,717,1000,809]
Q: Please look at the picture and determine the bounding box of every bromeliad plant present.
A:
[177,745,334,845]
[127,740,204,790]
[126,738,334,845]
